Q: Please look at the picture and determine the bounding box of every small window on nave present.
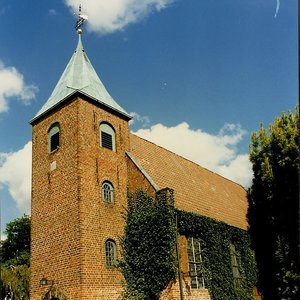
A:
[100,123,115,151]
[48,123,60,152]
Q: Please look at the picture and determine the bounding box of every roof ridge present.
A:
[130,132,246,190]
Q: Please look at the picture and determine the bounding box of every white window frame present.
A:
[187,237,205,289]
[102,181,114,204]
[105,239,117,267]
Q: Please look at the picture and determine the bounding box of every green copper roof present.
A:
[31,34,131,123]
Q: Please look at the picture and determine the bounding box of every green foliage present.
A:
[0,265,30,300]
[248,105,299,299]
[120,190,177,300]
[1,215,31,299]
[1,215,31,267]
[177,210,257,300]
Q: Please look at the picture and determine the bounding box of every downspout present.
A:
[175,212,184,300]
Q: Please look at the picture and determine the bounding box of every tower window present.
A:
[105,239,117,267]
[48,123,60,152]
[102,181,114,203]
[100,123,115,151]
[187,237,205,289]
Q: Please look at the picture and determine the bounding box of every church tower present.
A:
[30,15,131,300]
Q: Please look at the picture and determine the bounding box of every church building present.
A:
[30,17,255,300]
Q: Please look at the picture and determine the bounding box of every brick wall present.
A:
[161,283,212,300]
[126,154,156,196]
[31,96,130,300]
[31,99,82,299]
[76,98,129,299]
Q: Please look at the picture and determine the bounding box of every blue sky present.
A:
[0,0,298,237]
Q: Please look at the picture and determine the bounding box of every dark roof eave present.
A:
[29,90,132,125]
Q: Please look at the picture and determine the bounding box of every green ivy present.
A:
[120,190,257,300]
[120,190,177,300]
[177,210,257,300]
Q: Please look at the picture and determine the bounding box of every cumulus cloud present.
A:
[0,122,251,220]
[0,62,38,113]
[129,111,150,128]
[133,122,253,187]
[0,142,32,214]
[64,0,174,34]
[216,154,252,188]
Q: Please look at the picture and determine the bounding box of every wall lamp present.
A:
[40,276,54,286]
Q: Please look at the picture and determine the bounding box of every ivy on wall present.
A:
[120,190,177,300]
[177,210,258,300]
[120,189,257,300]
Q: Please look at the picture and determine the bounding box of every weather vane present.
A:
[75,4,88,34]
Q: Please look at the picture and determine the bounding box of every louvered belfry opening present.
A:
[101,131,113,150]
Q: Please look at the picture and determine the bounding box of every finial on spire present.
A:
[75,4,88,35]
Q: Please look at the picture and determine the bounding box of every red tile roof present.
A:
[129,133,248,230]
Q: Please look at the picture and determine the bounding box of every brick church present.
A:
[29,20,254,300]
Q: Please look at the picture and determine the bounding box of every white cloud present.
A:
[133,122,253,187]
[0,123,251,221]
[0,142,32,215]
[215,154,252,187]
[64,0,174,34]
[0,62,38,113]
[129,111,150,128]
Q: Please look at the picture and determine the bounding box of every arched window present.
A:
[100,123,115,151]
[102,181,114,203]
[105,239,117,267]
[48,123,60,152]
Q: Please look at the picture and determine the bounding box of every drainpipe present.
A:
[175,212,184,300]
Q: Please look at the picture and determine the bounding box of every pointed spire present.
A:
[30,9,131,124]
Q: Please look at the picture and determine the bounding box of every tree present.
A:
[120,190,177,300]
[0,215,30,300]
[247,105,299,299]
[0,265,30,300]
[0,215,30,267]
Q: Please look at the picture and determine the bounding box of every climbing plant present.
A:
[177,210,257,300]
[120,190,177,300]
[120,190,257,300]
